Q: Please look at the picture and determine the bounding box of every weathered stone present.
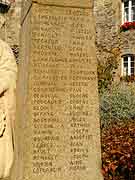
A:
[94,0,135,81]
[94,0,121,81]
[12,1,103,180]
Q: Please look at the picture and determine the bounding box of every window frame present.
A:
[122,0,135,23]
[121,55,135,77]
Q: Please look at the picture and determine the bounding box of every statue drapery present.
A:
[0,39,17,178]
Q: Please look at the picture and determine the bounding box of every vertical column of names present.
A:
[30,7,64,175]
[29,5,97,176]
[66,9,97,172]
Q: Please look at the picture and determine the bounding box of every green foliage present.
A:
[101,121,135,180]
[100,83,135,127]
[97,54,119,93]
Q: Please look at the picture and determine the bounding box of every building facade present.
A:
[94,0,135,81]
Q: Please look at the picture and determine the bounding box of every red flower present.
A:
[120,21,135,32]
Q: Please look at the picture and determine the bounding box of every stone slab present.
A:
[13,1,103,180]
[21,0,32,25]
[32,0,93,8]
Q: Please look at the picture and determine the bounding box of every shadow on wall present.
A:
[0,0,12,13]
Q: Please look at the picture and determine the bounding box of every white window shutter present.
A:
[129,0,132,21]
[128,56,131,75]
[121,58,124,76]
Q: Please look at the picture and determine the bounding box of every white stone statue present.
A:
[0,14,17,179]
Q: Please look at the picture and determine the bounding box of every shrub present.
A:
[100,83,135,127]
[101,121,135,180]
[97,56,118,93]
[97,47,120,93]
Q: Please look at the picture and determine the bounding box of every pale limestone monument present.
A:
[0,15,17,179]
[12,0,103,180]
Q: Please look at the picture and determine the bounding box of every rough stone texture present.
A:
[12,1,103,180]
[94,0,121,81]
[0,0,22,47]
[120,30,135,55]
[94,0,135,81]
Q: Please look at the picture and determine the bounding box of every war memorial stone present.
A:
[13,0,103,180]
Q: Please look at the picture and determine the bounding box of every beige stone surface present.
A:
[32,0,93,8]
[13,1,103,180]
[21,0,32,25]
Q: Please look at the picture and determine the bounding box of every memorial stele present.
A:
[12,0,103,180]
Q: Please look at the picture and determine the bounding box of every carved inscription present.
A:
[30,6,97,175]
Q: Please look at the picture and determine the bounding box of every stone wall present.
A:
[94,0,135,81]
[120,30,135,55]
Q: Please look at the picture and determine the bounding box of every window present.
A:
[121,55,135,76]
[131,1,135,21]
[124,1,129,22]
[122,0,135,23]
